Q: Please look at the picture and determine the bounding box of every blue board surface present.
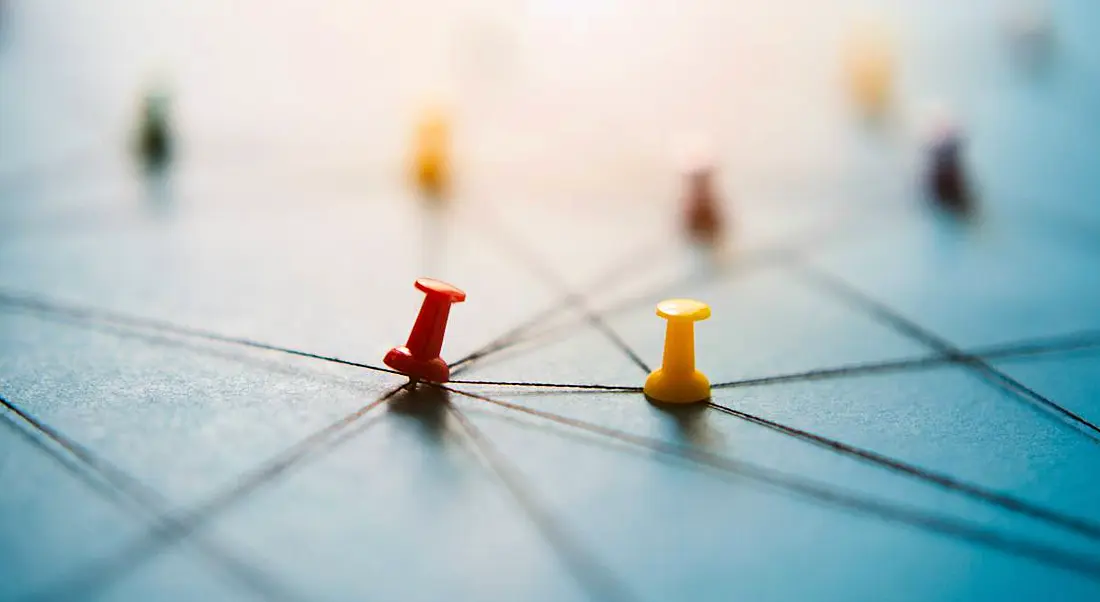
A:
[2,1,1100,601]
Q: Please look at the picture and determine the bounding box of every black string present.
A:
[551,208,876,334]
[6,285,1100,396]
[450,206,889,380]
[446,387,1100,582]
[0,393,311,602]
[446,403,639,602]
[0,209,898,401]
[448,303,574,374]
[466,210,653,374]
[449,379,641,391]
[448,240,671,376]
[712,331,1100,389]
[449,222,833,382]
[795,262,1100,443]
[0,292,637,392]
[976,330,1100,361]
[14,308,387,395]
[449,328,1100,393]
[706,401,1100,541]
[0,411,140,514]
[0,394,164,504]
[446,213,852,379]
[0,290,402,376]
[6,118,1095,594]
[24,387,402,602]
[711,355,949,388]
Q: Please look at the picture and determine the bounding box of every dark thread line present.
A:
[498,247,792,367]
[0,411,130,510]
[0,208,870,401]
[705,401,1100,541]
[448,315,1100,392]
[449,379,642,391]
[0,394,310,602]
[453,327,1100,392]
[449,241,671,376]
[589,319,651,373]
[711,355,949,388]
[449,320,579,375]
[0,290,402,376]
[448,235,808,380]
[556,204,880,337]
[5,285,1100,395]
[711,331,1100,390]
[447,388,1100,582]
[448,299,580,374]
[500,206,931,385]
[8,300,638,393]
[0,394,164,504]
[462,196,892,377]
[0,289,630,393]
[446,209,850,379]
[26,387,401,602]
[795,262,1100,443]
[445,402,639,602]
[13,307,381,394]
[976,330,1100,361]
[468,210,653,374]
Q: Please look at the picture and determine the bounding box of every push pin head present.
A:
[656,299,711,322]
[384,278,466,384]
[414,278,465,301]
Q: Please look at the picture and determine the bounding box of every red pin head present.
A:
[415,278,466,301]
[384,278,466,383]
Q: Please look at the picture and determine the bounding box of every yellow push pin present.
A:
[644,299,711,404]
[410,108,451,197]
[843,23,895,113]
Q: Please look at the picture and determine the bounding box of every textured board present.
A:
[3,1,1100,601]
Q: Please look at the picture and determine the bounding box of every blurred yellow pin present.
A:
[644,299,711,404]
[411,108,451,197]
[843,22,894,112]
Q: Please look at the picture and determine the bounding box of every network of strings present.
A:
[3,209,1100,602]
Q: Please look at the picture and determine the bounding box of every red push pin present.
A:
[684,166,723,245]
[384,278,467,384]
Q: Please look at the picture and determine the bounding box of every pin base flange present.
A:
[384,346,451,384]
[643,369,711,404]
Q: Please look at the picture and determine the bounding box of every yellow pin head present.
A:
[844,22,895,112]
[656,299,711,321]
[411,108,451,197]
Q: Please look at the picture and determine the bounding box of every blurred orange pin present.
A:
[410,108,451,198]
[843,22,895,113]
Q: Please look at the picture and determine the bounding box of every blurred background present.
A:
[3,0,1096,223]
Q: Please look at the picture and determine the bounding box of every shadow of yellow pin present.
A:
[644,299,711,404]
